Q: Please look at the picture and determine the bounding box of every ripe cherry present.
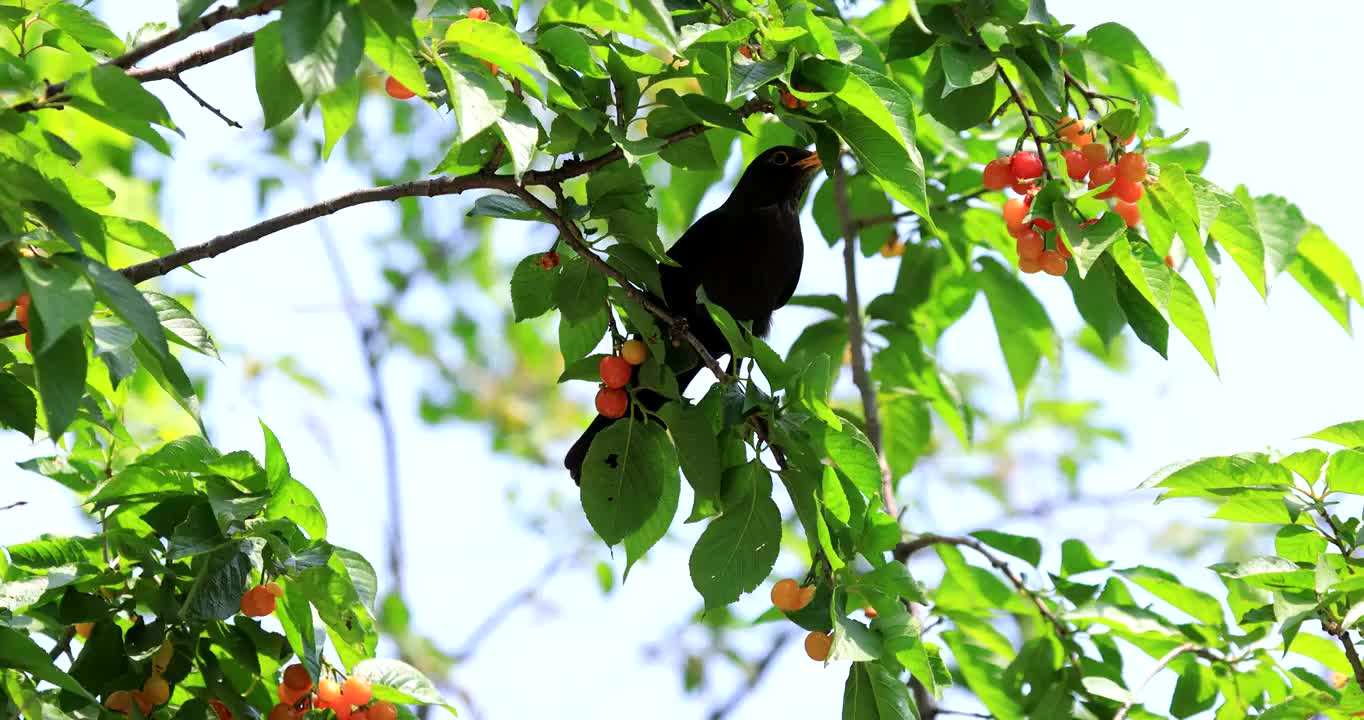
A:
[210,699,232,720]
[106,691,134,713]
[284,664,312,692]
[240,585,277,617]
[1113,178,1144,203]
[1002,198,1028,227]
[1030,218,1055,232]
[1010,151,1044,180]
[1080,218,1100,228]
[1039,250,1067,276]
[384,77,415,100]
[1057,116,1081,143]
[863,606,878,619]
[317,679,343,706]
[341,677,373,706]
[75,622,93,639]
[1072,129,1094,147]
[982,159,1013,191]
[143,675,170,705]
[131,692,155,715]
[369,702,398,720]
[781,90,806,110]
[1016,230,1044,261]
[467,6,490,20]
[15,293,29,329]
[1088,162,1118,198]
[269,704,298,720]
[1011,180,1035,196]
[264,581,284,597]
[598,355,632,389]
[770,579,801,610]
[1164,255,1175,268]
[1019,257,1042,274]
[353,712,371,720]
[484,60,499,75]
[1114,202,1141,228]
[1006,221,1029,240]
[1082,143,1108,166]
[595,388,628,418]
[620,339,648,365]
[539,251,560,270]
[1062,149,1089,181]
[738,45,753,59]
[804,631,833,662]
[279,682,307,705]
[1117,152,1148,183]
[1056,240,1072,259]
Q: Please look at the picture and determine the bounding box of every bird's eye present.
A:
[770,151,789,165]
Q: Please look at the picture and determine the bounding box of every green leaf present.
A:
[445,17,551,100]
[581,420,674,545]
[439,53,507,143]
[1067,211,1126,278]
[825,421,882,499]
[33,327,87,437]
[553,257,607,323]
[0,372,36,438]
[881,393,930,481]
[537,26,605,79]
[1060,538,1111,577]
[494,100,540,178]
[510,253,559,321]
[66,66,178,152]
[558,307,606,365]
[282,0,364,102]
[1326,449,1364,495]
[1252,194,1309,280]
[358,0,428,97]
[0,627,96,700]
[21,257,93,353]
[143,291,218,358]
[178,0,217,25]
[183,540,258,621]
[623,441,679,580]
[1083,22,1178,102]
[43,2,124,54]
[1190,175,1266,298]
[1118,566,1223,626]
[104,217,175,257]
[1308,420,1364,448]
[298,553,378,668]
[826,65,932,226]
[842,663,877,720]
[353,658,456,713]
[540,0,677,51]
[922,49,996,131]
[1115,268,1167,358]
[659,400,721,502]
[320,77,360,159]
[970,530,1041,567]
[81,258,170,359]
[688,461,781,608]
[830,615,883,663]
[254,22,304,128]
[1167,271,1217,373]
[941,43,997,90]
[587,163,665,261]
[1295,226,1362,305]
[975,257,1056,406]
[275,580,325,683]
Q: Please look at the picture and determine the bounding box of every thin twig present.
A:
[129,31,258,83]
[48,626,75,660]
[169,74,242,128]
[855,189,990,231]
[831,159,896,518]
[12,1,281,112]
[706,631,796,720]
[1112,643,1197,720]
[0,500,26,512]
[937,711,992,719]
[450,553,578,663]
[1340,631,1364,691]
[997,69,1052,180]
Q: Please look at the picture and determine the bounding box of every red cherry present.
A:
[1082,143,1108,166]
[467,7,490,20]
[1080,218,1100,228]
[1019,257,1042,274]
[1030,218,1055,232]
[738,45,753,59]
[1062,149,1089,181]
[1117,152,1148,183]
[781,91,801,110]
[1056,116,1082,143]
[1011,181,1035,196]
[1006,222,1029,239]
[1089,162,1118,198]
[1039,250,1068,276]
[539,251,560,270]
[1010,151,1044,180]
[1016,230,1044,261]
[1002,198,1027,227]
[1056,240,1072,259]
[595,388,628,418]
[1114,202,1141,228]
[384,77,415,100]
[341,677,372,706]
[1164,255,1175,268]
[982,159,1013,191]
[598,355,632,389]
[1113,178,1144,203]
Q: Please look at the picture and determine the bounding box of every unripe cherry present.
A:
[621,339,647,365]
[269,704,298,720]
[1056,240,1072,259]
[982,159,1013,191]
[804,632,833,662]
[770,579,801,610]
[1062,149,1089,181]
[317,679,343,706]
[1010,151,1043,180]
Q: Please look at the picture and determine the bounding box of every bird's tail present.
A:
[564,365,702,483]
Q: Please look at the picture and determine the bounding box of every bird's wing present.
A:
[659,208,726,311]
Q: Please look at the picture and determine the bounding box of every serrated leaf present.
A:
[143,291,218,358]
[581,420,673,545]
[353,658,456,713]
[688,462,780,608]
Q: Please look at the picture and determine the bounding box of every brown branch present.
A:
[48,626,75,660]
[855,189,990,231]
[706,631,796,720]
[169,75,242,128]
[831,160,897,518]
[0,500,26,512]
[1340,631,1364,691]
[450,552,578,663]
[997,69,1052,180]
[13,1,280,113]
[127,31,258,83]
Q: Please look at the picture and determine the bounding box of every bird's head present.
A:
[726,145,822,211]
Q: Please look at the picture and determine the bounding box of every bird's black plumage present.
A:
[564,145,821,482]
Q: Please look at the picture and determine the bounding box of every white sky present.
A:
[1,2,1361,718]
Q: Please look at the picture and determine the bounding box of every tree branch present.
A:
[169,74,242,128]
[449,552,578,663]
[127,31,258,84]
[831,159,897,518]
[706,631,796,720]
[12,1,281,113]
[997,69,1052,180]
[0,500,26,512]
[1112,643,1197,720]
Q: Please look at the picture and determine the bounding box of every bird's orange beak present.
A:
[794,152,822,171]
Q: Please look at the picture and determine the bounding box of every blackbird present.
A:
[565,145,822,482]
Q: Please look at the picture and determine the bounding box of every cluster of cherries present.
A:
[385,7,497,100]
[100,642,175,715]
[982,117,1150,276]
[771,578,883,663]
[595,339,648,418]
[1,292,32,350]
[272,665,398,720]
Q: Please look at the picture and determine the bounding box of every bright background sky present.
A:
[2,2,1362,718]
